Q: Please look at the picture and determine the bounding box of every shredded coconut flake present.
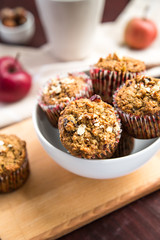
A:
[77,124,86,135]
[93,114,98,118]
[145,87,150,92]
[94,119,99,123]
[0,145,7,152]
[106,126,113,133]
[78,115,83,120]
[8,144,13,148]
[114,122,120,133]
[62,97,71,102]
[61,77,75,84]
[94,122,100,127]
[0,141,4,146]
[140,83,144,88]
[50,84,61,94]
[144,78,150,84]
[152,85,160,92]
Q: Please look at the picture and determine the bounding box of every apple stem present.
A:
[143,5,150,19]
[15,52,20,62]
[8,53,20,73]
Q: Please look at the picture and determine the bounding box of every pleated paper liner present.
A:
[113,129,134,158]
[113,88,160,139]
[0,156,30,193]
[90,66,144,104]
[38,72,93,128]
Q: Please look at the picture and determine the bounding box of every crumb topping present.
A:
[115,76,160,115]
[42,73,91,106]
[58,98,121,159]
[0,135,26,174]
[94,53,145,72]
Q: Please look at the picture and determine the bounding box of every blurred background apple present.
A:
[124,15,158,49]
[0,56,32,103]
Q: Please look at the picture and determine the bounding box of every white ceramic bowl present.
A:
[0,11,35,44]
[32,104,160,179]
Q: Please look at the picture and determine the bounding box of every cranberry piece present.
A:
[90,94,101,102]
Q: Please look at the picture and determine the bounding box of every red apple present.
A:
[124,18,158,49]
[0,56,32,103]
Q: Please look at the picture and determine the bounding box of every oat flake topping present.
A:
[77,124,86,136]
[0,141,4,146]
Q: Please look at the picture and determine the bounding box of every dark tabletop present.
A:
[0,0,160,240]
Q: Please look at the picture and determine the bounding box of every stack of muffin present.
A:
[38,53,160,160]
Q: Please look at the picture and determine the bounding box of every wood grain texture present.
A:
[0,118,160,240]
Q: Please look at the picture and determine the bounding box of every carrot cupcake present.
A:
[58,95,121,159]
[113,75,160,139]
[0,134,29,193]
[38,72,93,127]
[90,53,145,104]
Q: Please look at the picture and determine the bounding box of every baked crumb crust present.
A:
[95,53,145,73]
[115,75,160,116]
[42,73,91,106]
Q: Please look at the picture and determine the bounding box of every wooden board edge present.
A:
[0,118,31,131]
[30,179,160,240]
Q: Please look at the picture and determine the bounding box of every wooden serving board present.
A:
[0,119,160,240]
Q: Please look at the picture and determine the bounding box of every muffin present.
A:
[90,53,145,104]
[113,75,160,139]
[38,72,93,127]
[58,95,121,159]
[0,134,29,193]
[112,129,134,158]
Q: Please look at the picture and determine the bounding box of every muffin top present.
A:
[58,95,121,159]
[94,53,145,73]
[114,75,160,116]
[0,134,26,175]
[41,73,92,106]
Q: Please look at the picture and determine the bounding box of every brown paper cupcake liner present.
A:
[38,72,93,128]
[113,129,134,158]
[0,156,30,193]
[113,88,160,139]
[90,66,144,104]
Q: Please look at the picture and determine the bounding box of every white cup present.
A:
[35,0,105,61]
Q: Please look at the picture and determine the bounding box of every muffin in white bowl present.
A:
[32,103,160,179]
